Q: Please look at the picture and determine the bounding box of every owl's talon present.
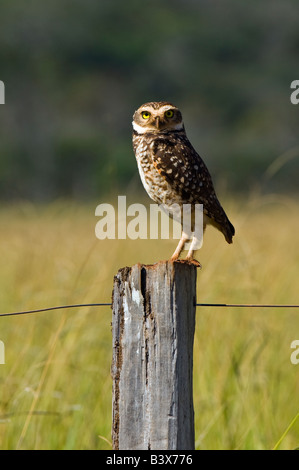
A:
[186,258,202,268]
[171,258,202,268]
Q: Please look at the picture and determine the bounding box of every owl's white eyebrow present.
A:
[159,105,176,112]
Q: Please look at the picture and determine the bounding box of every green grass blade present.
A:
[273,412,299,450]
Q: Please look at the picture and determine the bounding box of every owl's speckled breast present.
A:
[134,136,180,206]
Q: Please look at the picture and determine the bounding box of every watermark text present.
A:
[290,340,299,365]
[0,340,5,364]
[95,196,204,249]
[290,80,299,105]
[0,81,4,104]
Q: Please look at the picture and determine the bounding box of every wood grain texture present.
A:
[112,261,197,450]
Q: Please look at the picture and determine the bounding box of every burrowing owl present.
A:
[132,101,235,265]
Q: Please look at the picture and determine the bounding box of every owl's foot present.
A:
[171,257,202,268]
[186,257,202,268]
[185,249,202,268]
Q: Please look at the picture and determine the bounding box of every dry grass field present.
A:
[0,194,298,449]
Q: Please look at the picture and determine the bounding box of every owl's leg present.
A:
[185,241,201,267]
[170,231,190,261]
[186,249,201,268]
[185,226,205,267]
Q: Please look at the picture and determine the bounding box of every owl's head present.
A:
[132,101,184,134]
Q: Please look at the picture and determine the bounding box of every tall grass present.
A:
[0,195,298,449]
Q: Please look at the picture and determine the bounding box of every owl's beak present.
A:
[155,116,162,129]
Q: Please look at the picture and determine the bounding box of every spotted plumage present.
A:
[132,101,235,265]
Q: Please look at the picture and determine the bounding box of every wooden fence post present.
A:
[111,260,197,450]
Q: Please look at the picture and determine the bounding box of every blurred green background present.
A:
[0,0,298,202]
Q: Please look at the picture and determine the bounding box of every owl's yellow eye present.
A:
[165,110,174,118]
[141,111,151,119]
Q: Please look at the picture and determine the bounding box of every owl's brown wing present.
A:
[151,134,235,242]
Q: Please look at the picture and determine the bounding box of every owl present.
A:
[132,101,235,266]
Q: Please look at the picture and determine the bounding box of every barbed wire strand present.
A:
[197,303,299,308]
[0,302,299,318]
[0,303,110,318]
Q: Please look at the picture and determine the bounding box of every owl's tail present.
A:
[223,217,235,244]
[205,207,235,244]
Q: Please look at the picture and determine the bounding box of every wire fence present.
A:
[0,302,299,318]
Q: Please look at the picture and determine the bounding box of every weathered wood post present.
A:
[111,260,197,450]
